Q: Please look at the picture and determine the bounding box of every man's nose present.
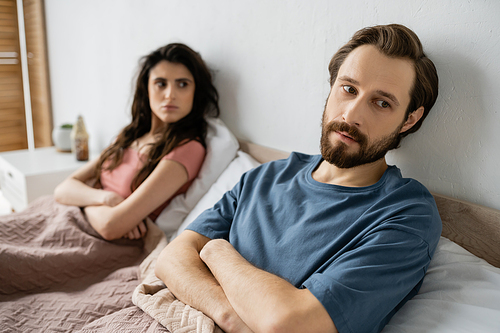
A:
[342,99,364,127]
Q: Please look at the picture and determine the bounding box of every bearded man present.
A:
[155,24,441,333]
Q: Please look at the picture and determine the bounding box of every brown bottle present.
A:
[71,115,89,161]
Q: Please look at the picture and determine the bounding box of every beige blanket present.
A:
[134,220,223,333]
[0,196,221,333]
[0,196,168,332]
[0,195,217,332]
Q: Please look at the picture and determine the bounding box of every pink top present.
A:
[100,140,206,221]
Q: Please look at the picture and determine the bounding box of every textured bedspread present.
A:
[132,230,222,333]
[0,196,169,332]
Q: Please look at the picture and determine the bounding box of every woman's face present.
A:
[148,60,195,129]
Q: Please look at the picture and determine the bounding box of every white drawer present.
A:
[0,158,28,211]
[0,147,97,212]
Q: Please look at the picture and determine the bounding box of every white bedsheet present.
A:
[383,236,500,332]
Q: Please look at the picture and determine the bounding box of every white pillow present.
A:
[172,150,261,239]
[382,236,500,332]
[155,118,239,239]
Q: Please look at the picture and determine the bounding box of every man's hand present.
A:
[198,238,337,333]
[155,231,253,333]
[199,238,237,264]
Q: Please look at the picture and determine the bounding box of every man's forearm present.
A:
[154,231,253,333]
[200,239,337,333]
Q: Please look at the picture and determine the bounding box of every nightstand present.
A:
[0,147,97,212]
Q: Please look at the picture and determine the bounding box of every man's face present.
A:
[321,45,416,168]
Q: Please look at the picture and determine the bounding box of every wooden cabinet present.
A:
[0,0,52,153]
[0,0,28,152]
[23,0,53,148]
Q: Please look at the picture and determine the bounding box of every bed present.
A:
[1,120,499,333]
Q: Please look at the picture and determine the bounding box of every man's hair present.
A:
[328,24,438,139]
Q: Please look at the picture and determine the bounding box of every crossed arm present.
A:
[155,230,338,333]
[54,157,188,240]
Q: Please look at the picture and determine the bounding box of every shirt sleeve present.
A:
[161,140,206,181]
[303,223,434,333]
[186,172,246,240]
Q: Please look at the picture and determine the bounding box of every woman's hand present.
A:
[84,205,147,240]
[83,159,189,241]
[54,158,110,207]
[123,220,148,239]
[100,190,125,207]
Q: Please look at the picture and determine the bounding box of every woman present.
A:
[54,43,219,241]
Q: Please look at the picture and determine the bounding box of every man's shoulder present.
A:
[380,167,442,241]
[382,167,437,210]
[384,166,430,194]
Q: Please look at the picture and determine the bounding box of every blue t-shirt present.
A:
[187,152,442,333]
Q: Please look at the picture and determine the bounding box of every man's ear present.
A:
[399,106,424,134]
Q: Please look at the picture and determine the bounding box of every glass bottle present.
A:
[71,115,89,161]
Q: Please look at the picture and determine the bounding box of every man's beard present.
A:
[320,116,402,169]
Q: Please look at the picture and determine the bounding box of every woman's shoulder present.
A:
[160,139,206,180]
[163,139,205,159]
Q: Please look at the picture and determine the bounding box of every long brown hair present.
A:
[328,24,438,147]
[95,43,220,190]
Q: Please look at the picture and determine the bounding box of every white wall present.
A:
[44,0,500,211]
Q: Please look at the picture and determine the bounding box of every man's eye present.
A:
[343,85,356,94]
[376,100,391,108]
